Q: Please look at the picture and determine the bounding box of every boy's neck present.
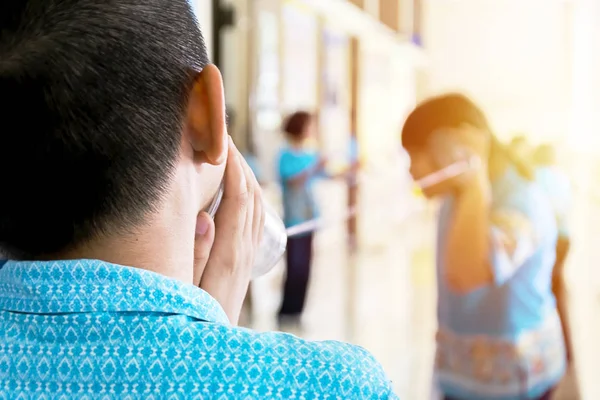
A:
[48,194,197,285]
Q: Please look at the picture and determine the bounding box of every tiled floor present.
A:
[248,177,600,399]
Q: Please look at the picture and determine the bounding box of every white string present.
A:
[416,156,481,189]
[285,206,358,238]
[283,158,479,238]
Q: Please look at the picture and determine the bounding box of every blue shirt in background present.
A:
[435,168,565,400]
[0,259,397,399]
[278,147,323,229]
[535,166,572,237]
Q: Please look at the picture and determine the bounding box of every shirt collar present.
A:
[0,259,229,325]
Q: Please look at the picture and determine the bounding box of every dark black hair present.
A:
[0,0,209,258]
[284,111,312,139]
[402,94,491,149]
[402,93,533,180]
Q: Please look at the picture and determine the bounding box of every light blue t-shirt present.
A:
[278,147,323,229]
[535,166,572,237]
[435,168,566,400]
[0,259,397,399]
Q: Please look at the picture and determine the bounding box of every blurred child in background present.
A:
[277,111,325,328]
[277,111,358,328]
[402,94,566,400]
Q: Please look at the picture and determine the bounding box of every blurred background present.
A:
[194,0,600,398]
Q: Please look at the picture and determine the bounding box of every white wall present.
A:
[422,0,572,144]
[190,0,213,59]
[221,0,252,146]
[569,0,600,153]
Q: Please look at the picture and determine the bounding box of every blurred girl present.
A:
[277,111,326,325]
[402,94,566,400]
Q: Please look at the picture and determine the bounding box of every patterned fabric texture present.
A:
[0,260,396,399]
[435,313,565,399]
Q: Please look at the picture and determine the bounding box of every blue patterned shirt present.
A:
[0,259,396,399]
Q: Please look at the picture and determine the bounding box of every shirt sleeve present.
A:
[278,151,318,181]
[488,185,556,285]
[244,330,398,399]
[537,168,572,239]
